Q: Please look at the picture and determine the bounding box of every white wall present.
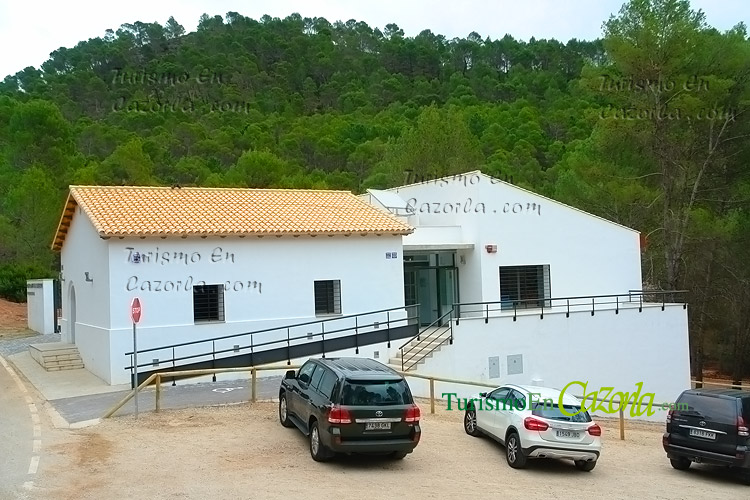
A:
[392,174,643,304]
[26,279,55,334]
[100,234,406,384]
[406,303,690,422]
[60,209,111,378]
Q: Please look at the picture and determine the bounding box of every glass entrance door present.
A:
[438,268,456,325]
[403,252,459,327]
[417,268,438,326]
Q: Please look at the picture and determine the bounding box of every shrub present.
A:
[0,263,55,302]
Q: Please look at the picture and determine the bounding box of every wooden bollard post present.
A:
[251,368,257,403]
[155,374,161,412]
[619,405,625,440]
[429,378,435,414]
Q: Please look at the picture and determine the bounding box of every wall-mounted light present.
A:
[85,272,94,282]
[485,245,498,254]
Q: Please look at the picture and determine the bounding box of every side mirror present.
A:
[479,392,488,398]
[285,370,296,380]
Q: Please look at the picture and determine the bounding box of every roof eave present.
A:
[100,228,414,238]
[51,192,77,252]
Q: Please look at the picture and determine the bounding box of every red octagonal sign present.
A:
[130,297,142,324]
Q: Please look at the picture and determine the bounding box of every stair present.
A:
[29,343,84,371]
[389,326,453,371]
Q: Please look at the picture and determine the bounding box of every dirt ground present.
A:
[0,298,33,337]
[31,399,747,500]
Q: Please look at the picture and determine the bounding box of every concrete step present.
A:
[392,327,454,372]
[45,357,83,366]
[391,356,429,367]
[46,363,85,371]
[28,342,84,371]
[45,364,83,372]
[398,338,451,354]
[41,353,82,362]
[402,342,449,357]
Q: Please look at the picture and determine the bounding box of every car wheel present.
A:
[575,460,596,472]
[309,421,332,462]
[391,451,408,460]
[670,457,691,471]
[464,405,481,437]
[737,469,750,485]
[278,393,293,428]
[505,432,527,469]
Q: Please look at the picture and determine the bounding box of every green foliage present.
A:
[2,166,64,269]
[0,3,747,374]
[0,263,56,302]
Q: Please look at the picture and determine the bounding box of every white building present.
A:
[52,186,415,385]
[360,171,690,418]
[51,174,691,418]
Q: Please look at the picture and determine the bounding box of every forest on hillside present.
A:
[0,0,748,380]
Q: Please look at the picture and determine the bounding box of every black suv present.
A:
[663,388,750,484]
[278,357,421,462]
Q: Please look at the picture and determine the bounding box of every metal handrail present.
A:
[126,304,418,356]
[401,309,454,372]
[398,308,453,351]
[125,304,419,372]
[402,323,453,372]
[455,289,688,321]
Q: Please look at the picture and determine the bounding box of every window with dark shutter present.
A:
[193,284,225,323]
[499,265,551,309]
[314,280,341,315]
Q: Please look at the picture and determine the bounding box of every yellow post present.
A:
[155,374,161,412]
[251,368,257,403]
[429,378,435,414]
[619,405,625,440]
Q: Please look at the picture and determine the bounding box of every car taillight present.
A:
[523,417,549,431]
[328,405,352,424]
[587,424,602,436]
[405,404,421,423]
[666,409,674,424]
[738,416,749,437]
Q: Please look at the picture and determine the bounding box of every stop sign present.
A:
[130,297,142,324]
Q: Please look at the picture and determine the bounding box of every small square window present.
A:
[314,280,341,315]
[193,284,225,323]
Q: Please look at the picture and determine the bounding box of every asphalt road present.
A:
[0,358,33,499]
[50,376,284,423]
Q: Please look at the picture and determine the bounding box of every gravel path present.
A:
[29,399,748,500]
[0,333,62,357]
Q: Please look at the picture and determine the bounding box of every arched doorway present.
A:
[68,283,77,344]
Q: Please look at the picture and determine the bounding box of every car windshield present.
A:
[340,379,412,406]
[532,403,592,422]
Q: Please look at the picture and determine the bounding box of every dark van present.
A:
[663,388,750,484]
[278,357,421,462]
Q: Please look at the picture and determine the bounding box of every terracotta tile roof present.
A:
[52,185,413,251]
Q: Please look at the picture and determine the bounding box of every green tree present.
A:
[371,105,484,187]
[97,138,156,184]
[2,167,63,268]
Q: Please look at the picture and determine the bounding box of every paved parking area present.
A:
[49,375,283,423]
[29,400,748,500]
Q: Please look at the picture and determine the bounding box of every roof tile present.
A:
[52,185,413,251]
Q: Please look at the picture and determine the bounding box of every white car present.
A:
[462,384,602,470]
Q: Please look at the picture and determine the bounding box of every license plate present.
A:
[689,428,716,440]
[555,430,580,439]
[365,422,391,431]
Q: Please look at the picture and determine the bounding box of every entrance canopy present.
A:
[403,225,474,252]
